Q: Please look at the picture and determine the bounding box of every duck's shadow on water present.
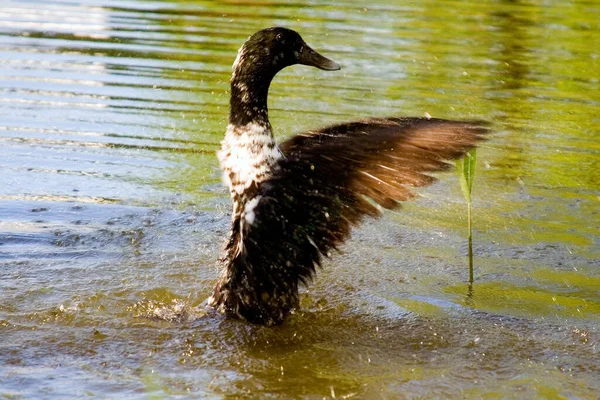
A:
[126,288,597,396]
[128,280,557,356]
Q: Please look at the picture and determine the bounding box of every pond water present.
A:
[1,0,598,398]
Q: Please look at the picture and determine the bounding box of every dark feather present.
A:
[210,116,489,325]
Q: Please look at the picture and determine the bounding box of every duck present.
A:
[206,27,488,325]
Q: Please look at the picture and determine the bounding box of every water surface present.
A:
[1,0,599,398]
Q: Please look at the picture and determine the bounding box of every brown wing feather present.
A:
[212,117,489,325]
[281,117,488,210]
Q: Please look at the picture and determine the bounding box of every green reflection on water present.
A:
[446,278,600,320]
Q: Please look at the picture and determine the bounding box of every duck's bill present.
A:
[298,44,341,71]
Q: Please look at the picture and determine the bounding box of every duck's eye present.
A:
[276,33,283,41]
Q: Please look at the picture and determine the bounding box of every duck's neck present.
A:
[219,65,282,209]
[228,67,275,126]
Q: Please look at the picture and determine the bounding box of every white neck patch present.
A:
[218,122,283,196]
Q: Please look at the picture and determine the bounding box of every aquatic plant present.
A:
[456,150,476,283]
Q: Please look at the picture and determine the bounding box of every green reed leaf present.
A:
[457,150,476,203]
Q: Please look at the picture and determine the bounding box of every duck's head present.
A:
[232,27,340,82]
[229,27,340,126]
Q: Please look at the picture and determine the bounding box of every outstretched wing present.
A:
[280,117,488,209]
[214,117,489,324]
